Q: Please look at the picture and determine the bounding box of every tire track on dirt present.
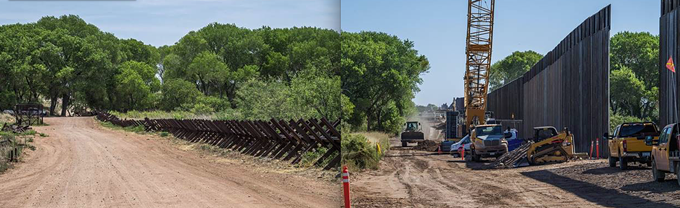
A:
[351,136,601,207]
[0,117,339,208]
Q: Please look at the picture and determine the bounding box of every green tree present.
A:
[290,68,341,120]
[341,31,429,132]
[161,79,202,111]
[188,51,229,95]
[115,68,150,111]
[489,50,543,90]
[114,61,160,111]
[610,32,659,121]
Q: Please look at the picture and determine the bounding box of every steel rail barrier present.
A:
[96,112,341,170]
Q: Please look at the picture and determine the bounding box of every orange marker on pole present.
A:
[342,166,351,208]
[596,138,600,159]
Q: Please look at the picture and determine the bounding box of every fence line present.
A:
[96,112,341,170]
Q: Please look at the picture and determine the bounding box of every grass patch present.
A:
[39,133,48,137]
[123,125,146,133]
[19,130,37,136]
[99,120,147,134]
[99,121,120,129]
[159,131,169,137]
[109,110,243,120]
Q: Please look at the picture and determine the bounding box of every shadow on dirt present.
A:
[621,180,679,194]
[583,166,648,175]
[522,169,676,208]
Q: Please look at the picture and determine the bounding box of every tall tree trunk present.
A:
[377,109,383,131]
[366,114,371,132]
[61,93,70,117]
[49,94,57,116]
[227,83,237,109]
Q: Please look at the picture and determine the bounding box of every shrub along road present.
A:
[0,117,339,207]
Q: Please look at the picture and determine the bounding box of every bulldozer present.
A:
[494,126,575,168]
[401,121,425,147]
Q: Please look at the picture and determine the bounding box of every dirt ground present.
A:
[0,117,340,208]
[350,135,680,208]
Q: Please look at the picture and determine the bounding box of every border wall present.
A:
[660,0,680,128]
[487,5,611,156]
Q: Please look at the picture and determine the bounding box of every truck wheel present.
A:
[652,160,665,182]
[608,157,617,167]
[402,142,407,147]
[619,154,628,170]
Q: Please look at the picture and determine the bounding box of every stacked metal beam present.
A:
[487,5,611,156]
[96,112,341,170]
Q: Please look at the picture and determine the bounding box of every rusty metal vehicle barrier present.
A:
[96,112,341,170]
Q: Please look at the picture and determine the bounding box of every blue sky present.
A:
[0,0,340,47]
[342,0,659,106]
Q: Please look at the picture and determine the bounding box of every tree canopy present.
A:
[0,15,340,121]
[610,32,659,122]
[489,50,543,90]
[341,31,429,134]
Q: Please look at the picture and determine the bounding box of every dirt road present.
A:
[351,136,680,208]
[0,117,339,207]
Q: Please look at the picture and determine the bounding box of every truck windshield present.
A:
[475,126,502,136]
[406,122,418,130]
[619,124,657,137]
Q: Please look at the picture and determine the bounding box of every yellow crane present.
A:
[463,0,495,130]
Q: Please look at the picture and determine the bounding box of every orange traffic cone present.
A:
[438,146,442,154]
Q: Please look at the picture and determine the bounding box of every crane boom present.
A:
[464,0,495,129]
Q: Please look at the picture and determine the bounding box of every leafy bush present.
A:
[161,79,202,111]
[342,134,382,171]
[160,132,169,137]
[189,103,214,115]
[197,96,230,112]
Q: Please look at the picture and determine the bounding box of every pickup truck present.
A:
[648,123,680,185]
[469,124,508,162]
[606,122,660,170]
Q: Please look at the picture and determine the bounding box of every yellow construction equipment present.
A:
[526,126,575,165]
[463,0,495,130]
[494,126,576,168]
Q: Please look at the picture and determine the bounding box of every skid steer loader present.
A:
[527,126,574,165]
[494,126,574,168]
